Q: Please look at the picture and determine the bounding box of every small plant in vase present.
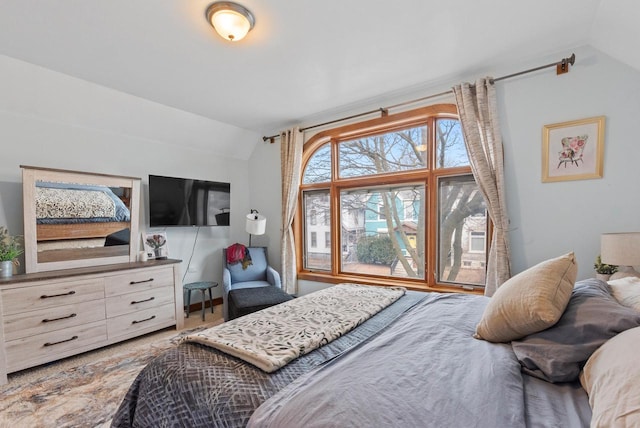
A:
[594,254,617,281]
[0,226,23,278]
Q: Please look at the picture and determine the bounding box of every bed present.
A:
[112,253,640,427]
[35,181,131,243]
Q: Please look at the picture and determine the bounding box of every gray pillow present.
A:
[511,279,640,383]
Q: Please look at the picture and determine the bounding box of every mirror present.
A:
[21,165,141,273]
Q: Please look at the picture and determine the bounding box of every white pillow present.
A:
[474,252,577,343]
[580,326,640,427]
[607,276,640,312]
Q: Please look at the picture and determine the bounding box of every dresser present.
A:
[0,259,183,384]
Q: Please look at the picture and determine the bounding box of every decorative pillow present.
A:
[474,252,576,343]
[608,276,640,312]
[512,279,640,383]
[580,326,640,427]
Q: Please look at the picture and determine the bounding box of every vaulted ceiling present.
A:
[1,1,638,136]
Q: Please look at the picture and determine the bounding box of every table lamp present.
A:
[601,232,640,280]
[246,209,266,246]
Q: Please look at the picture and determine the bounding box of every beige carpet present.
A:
[0,308,222,428]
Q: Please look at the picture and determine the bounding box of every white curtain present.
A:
[453,78,511,296]
[280,128,303,294]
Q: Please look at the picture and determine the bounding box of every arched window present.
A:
[296,104,488,292]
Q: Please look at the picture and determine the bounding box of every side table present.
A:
[184,281,219,321]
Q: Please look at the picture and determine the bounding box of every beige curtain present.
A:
[453,78,511,296]
[280,128,303,294]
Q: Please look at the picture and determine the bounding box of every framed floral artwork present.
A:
[542,116,605,182]
[142,232,169,260]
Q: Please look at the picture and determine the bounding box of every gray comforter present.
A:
[112,291,590,427]
[249,293,525,427]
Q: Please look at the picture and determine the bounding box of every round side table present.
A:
[184,281,218,321]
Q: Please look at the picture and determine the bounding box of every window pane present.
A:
[437,175,487,286]
[303,143,332,184]
[338,126,427,178]
[340,186,424,279]
[434,119,469,168]
[303,190,331,271]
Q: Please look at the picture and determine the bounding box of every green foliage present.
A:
[356,235,396,265]
[0,226,23,262]
[594,254,618,275]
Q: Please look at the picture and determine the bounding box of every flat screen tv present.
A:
[148,174,230,227]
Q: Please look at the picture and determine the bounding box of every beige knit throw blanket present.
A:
[183,283,405,372]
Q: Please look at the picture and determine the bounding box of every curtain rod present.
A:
[262,52,575,143]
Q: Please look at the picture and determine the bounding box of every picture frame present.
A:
[142,232,169,260]
[542,116,605,183]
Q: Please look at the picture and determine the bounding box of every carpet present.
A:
[0,320,222,428]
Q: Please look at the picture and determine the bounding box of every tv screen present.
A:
[148,174,230,227]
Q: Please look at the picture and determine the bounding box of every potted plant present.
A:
[594,254,617,281]
[0,226,23,278]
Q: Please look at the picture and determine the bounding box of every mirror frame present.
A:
[21,165,141,273]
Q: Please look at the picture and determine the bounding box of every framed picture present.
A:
[142,232,169,260]
[542,116,605,182]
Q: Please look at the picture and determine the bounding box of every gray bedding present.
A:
[112,291,591,427]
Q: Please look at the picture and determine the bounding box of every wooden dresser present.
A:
[0,259,183,384]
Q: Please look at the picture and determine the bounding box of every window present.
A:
[297,104,489,291]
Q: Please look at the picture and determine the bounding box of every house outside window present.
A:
[297,104,488,291]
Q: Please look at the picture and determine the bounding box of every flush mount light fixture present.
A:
[206,2,255,42]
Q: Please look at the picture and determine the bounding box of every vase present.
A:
[595,273,611,282]
[0,260,13,278]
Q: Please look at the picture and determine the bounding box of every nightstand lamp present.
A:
[601,232,640,280]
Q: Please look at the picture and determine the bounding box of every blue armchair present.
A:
[222,246,282,321]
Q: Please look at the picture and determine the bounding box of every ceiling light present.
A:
[206,2,255,42]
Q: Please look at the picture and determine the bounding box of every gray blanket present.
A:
[248,293,587,427]
[111,291,425,427]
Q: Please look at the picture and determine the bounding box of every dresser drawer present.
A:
[107,304,175,340]
[105,286,175,318]
[1,278,105,316]
[105,266,175,297]
[3,299,106,341]
[5,320,107,372]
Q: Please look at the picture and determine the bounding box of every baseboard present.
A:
[186,296,223,312]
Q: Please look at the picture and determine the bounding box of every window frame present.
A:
[295,104,487,294]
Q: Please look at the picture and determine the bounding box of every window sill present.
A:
[298,271,485,296]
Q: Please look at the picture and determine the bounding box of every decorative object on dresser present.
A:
[0,227,23,278]
[21,165,141,273]
[601,232,640,280]
[143,232,169,260]
[0,258,183,385]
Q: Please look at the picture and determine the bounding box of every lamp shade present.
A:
[246,212,266,235]
[600,232,640,266]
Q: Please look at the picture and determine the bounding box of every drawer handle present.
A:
[42,313,77,323]
[132,315,156,324]
[41,290,76,299]
[130,278,154,285]
[131,296,155,305]
[44,335,78,347]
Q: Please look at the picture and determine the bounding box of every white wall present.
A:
[0,55,262,300]
[250,45,640,293]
